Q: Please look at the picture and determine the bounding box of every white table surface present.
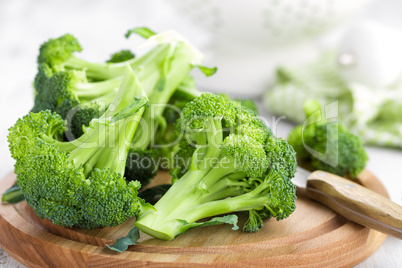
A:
[0,0,401,267]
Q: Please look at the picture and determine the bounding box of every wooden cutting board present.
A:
[0,170,388,267]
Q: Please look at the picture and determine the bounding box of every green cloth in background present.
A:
[265,52,402,148]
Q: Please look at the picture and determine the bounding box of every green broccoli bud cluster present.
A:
[6,28,299,246]
[134,93,297,240]
[9,67,148,228]
[288,100,368,178]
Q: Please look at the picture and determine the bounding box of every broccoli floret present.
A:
[32,66,120,138]
[107,49,135,63]
[311,125,368,178]
[242,210,264,233]
[37,33,132,79]
[8,66,149,229]
[265,136,297,179]
[33,29,205,140]
[37,34,82,72]
[134,93,297,240]
[287,100,368,178]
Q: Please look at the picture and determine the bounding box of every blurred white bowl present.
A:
[168,0,371,96]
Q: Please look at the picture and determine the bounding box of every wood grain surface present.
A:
[0,170,388,267]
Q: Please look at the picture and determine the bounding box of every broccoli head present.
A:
[9,66,149,229]
[32,66,120,138]
[134,93,297,240]
[311,124,368,178]
[287,100,368,178]
[37,34,82,72]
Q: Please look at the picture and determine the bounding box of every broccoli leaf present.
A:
[106,227,140,253]
[1,184,25,204]
[193,65,218,77]
[125,27,157,39]
[110,96,149,123]
[178,215,239,235]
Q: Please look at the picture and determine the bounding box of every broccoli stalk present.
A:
[134,94,297,240]
[8,66,150,228]
[288,99,368,177]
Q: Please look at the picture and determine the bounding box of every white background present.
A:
[0,0,401,267]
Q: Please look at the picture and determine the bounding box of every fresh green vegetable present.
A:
[32,28,206,140]
[134,93,297,240]
[106,227,140,252]
[32,65,120,138]
[288,100,368,178]
[1,184,25,204]
[8,66,150,228]
[7,27,299,248]
[266,51,402,149]
[107,49,135,63]
[31,28,215,187]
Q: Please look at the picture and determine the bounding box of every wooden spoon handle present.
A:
[306,171,402,239]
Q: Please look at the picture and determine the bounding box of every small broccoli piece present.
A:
[134,93,297,240]
[8,66,149,228]
[107,49,135,63]
[37,34,82,72]
[288,100,368,178]
[311,124,368,178]
[242,210,264,233]
[32,67,120,138]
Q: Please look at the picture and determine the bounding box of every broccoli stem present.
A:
[64,56,136,80]
[198,186,245,203]
[199,177,248,203]
[98,112,143,174]
[183,195,268,224]
[130,43,199,151]
[74,78,120,102]
[52,66,148,177]
[135,168,281,241]
[134,170,267,240]
[64,45,170,81]
[134,160,241,240]
[139,120,228,221]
